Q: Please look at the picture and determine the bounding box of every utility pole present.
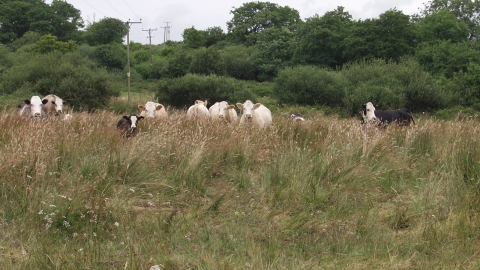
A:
[161,22,171,43]
[125,19,141,104]
[142,28,157,65]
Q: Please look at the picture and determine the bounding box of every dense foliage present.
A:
[156,74,255,108]
[0,0,480,113]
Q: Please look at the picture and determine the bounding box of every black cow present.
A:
[117,114,144,137]
[361,102,415,126]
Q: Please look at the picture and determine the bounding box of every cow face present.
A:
[51,98,63,114]
[127,115,144,130]
[361,102,377,123]
[290,113,305,121]
[214,101,230,120]
[25,96,48,117]
[139,102,163,118]
[237,100,261,121]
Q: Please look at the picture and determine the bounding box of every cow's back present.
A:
[254,105,272,128]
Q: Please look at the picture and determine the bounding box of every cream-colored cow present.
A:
[236,100,272,128]
[209,101,237,124]
[187,100,210,119]
[138,101,168,120]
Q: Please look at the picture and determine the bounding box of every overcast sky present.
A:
[46,0,426,44]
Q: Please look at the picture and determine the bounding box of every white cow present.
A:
[17,96,48,118]
[138,101,168,120]
[187,100,210,119]
[42,94,64,116]
[209,101,238,124]
[236,100,272,128]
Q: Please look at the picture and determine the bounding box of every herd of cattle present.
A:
[16,95,416,137]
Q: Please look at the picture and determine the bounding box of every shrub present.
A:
[0,51,119,110]
[156,74,255,108]
[221,45,257,80]
[274,65,349,108]
[189,47,225,76]
[92,43,126,71]
[341,58,450,114]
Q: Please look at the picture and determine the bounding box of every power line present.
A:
[122,0,142,19]
[104,0,130,20]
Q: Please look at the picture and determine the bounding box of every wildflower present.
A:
[63,220,70,227]
[129,188,135,193]
[114,222,119,227]
[38,210,44,215]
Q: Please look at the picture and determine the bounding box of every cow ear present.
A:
[228,105,235,110]
[195,100,201,104]
[138,105,145,110]
[236,103,243,110]
[24,100,31,105]
[123,116,129,120]
[204,100,208,106]
[253,103,262,109]
[138,116,144,120]
[156,104,163,110]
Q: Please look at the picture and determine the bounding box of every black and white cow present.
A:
[17,96,49,119]
[290,113,305,122]
[117,114,144,137]
[361,102,415,126]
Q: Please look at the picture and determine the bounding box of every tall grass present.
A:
[1,107,480,269]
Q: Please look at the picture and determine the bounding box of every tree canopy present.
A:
[226,1,301,45]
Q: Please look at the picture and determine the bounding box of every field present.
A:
[1,101,480,269]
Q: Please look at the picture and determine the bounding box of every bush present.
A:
[221,45,257,80]
[92,43,126,71]
[156,74,255,108]
[0,51,119,110]
[189,47,225,76]
[341,58,451,114]
[274,65,349,108]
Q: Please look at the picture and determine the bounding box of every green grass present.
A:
[1,103,480,269]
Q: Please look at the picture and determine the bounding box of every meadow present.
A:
[1,99,480,269]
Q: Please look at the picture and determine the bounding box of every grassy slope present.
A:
[0,99,480,269]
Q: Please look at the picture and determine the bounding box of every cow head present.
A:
[213,101,235,121]
[47,96,64,115]
[361,102,377,124]
[125,114,144,130]
[25,96,48,117]
[236,100,261,122]
[139,102,163,118]
[290,113,305,122]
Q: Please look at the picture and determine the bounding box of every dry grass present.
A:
[1,107,480,269]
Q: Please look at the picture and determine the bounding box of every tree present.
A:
[253,27,295,81]
[293,7,352,68]
[415,40,480,78]
[226,1,301,45]
[84,18,127,46]
[0,0,82,44]
[344,9,415,62]
[419,0,480,40]
[182,27,207,49]
[205,26,226,47]
[415,9,470,44]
